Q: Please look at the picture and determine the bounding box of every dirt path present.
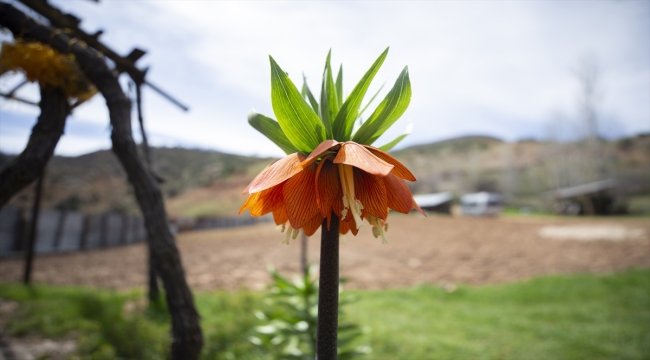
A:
[1,216,648,290]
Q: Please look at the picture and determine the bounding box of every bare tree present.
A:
[0,4,203,358]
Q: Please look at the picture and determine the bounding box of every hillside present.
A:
[1,147,272,216]
[2,135,649,216]
[395,134,650,212]
[392,135,504,157]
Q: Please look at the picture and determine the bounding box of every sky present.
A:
[1,0,648,158]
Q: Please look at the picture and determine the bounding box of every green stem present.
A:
[317,214,340,359]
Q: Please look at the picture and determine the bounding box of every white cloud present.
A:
[1,0,647,156]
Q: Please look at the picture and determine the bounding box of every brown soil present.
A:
[1,215,649,291]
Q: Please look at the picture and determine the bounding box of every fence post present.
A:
[52,209,67,250]
[99,213,108,248]
[120,214,129,245]
[80,214,90,250]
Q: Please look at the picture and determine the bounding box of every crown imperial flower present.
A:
[240,48,423,243]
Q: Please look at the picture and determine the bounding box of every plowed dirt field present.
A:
[1,215,648,290]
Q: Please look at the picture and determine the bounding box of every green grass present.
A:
[1,269,649,359]
[347,269,650,360]
[502,206,557,217]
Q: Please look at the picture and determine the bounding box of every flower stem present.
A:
[317,214,340,360]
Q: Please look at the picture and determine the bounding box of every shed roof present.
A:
[460,192,503,203]
[548,179,616,199]
[413,192,453,207]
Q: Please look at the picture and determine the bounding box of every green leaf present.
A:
[301,73,319,115]
[352,66,411,145]
[320,50,338,138]
[333,47,389,141]
[247,111,299,154]
[379,123,413,151]
[270,56,326,153]
[358,82,384,118]
[335,64,343,105]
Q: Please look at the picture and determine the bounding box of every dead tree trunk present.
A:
[135,81,161,304]
[0,4,204,358]
[23,172,44,285]
[0,86,69,209]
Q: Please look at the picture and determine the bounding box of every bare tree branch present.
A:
[0,3,204,358]
[0,85,69,209]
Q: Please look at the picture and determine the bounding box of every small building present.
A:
[547,179,617,215]
[460,192,503,216]
[412,192,453,214]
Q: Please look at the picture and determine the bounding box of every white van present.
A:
[460,192,503,217]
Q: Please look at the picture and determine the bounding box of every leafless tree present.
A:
[0,4,203,358]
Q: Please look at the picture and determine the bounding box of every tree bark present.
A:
[0,86,69,209]
[0,4,204,358]
[135,81,161,303]
[23,173,44,285]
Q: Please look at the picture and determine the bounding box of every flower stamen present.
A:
[281,222,297,245]
[338,164,364,229]
[367,216,389,244]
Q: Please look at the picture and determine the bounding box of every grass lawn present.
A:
[0,268,648,359]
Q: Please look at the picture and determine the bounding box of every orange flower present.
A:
[240,140,424,243]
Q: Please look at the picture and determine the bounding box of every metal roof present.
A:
[413,192,453,207]
[460,192,503,203]
[548,179,616,199]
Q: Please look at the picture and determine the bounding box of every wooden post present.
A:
[52,210,67,250]
[99,213,108,248]
[79,214,90,250]
[120,214,129,245]
[23,173,44,284]
[300,231,308,274]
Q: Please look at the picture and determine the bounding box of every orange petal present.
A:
[412,197,427,216]
[283,163,320,229]
[338,218,358,236]
[239,192,261,215]
[303,213,324,237]
[333,142,393,177]
[315,157,341,220]
[354,168,388,220]
[300,139,339,168]
[365,146,416,181]
[273,205,289,225]
[383,174,413,214]
[332,192,347,222]
[339,218,350,235]
[239,184,284,216]
[244,153,305,194]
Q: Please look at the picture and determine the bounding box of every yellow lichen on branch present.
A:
[0,39,96,100]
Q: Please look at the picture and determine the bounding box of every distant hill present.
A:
[1,147,272,216]
[392,135,504,158]
[2,134,649,216]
